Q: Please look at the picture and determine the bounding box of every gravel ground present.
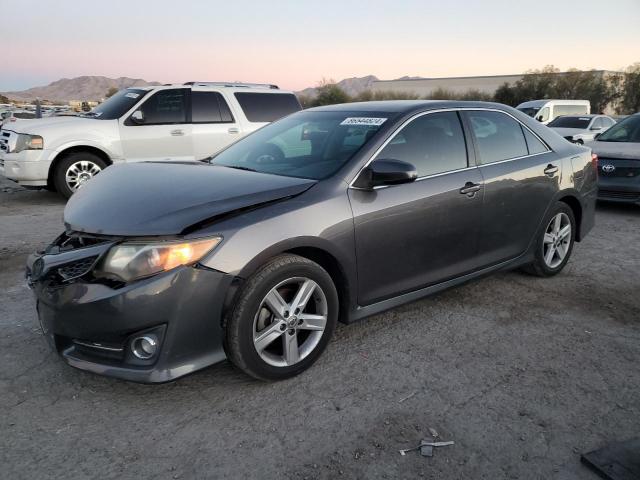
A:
[1,177,639,479]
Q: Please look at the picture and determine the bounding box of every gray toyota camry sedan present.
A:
[27,101,598,382]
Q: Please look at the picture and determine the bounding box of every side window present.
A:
[591,118,603,129]
[192,91,235,123]
[234,93,301,122]
[138,89,187,124]
[522,127,548,155]
[376,111,467,177]
[467,111,528,164]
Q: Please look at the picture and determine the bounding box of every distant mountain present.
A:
[2,76,161,103]
[297,75,380,98]
[393,75,424,80]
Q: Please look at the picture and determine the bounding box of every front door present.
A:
[349,110,485,306]
[119,88,193,162]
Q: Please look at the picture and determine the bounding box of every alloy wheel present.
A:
[542,212,571,268]
[65,160,102,192]
[253,277,328,367]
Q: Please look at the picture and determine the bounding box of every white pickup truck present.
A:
[0,82,301,197]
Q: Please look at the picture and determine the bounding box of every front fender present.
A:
[51,139,121,162]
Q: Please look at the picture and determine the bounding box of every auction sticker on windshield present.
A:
[340,117,387,126]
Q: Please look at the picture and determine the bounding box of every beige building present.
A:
[371,70,620,97]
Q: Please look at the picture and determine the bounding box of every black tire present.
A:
[224,254,339,381]
[522,202,576,277]
[53,152,108,199]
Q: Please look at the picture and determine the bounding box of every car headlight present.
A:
[15,134,44,153]
[94,237,222,282]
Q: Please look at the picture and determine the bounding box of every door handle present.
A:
[544,164,559,176]
[170,129,184,136]
[228,127,239,134]
[459,182,482,196]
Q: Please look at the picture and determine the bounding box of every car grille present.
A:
[57,255,99,281]
[598,157,639,178]
[598,190,640,201]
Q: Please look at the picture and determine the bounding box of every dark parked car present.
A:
[27,101,597,382]
[587,113,640,204]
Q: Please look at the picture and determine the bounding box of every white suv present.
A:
[0,82,301,197]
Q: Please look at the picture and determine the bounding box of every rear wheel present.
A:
[224,254,338,381]
[54,152,107,198]
[522,202,576,277]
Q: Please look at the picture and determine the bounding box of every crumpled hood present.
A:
[64,162,317,236]
[550,127,586,137]
[587,141,640,160]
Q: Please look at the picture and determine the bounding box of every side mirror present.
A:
[130,110,145,124]
[353,159,417,189]
[536,116,544,122]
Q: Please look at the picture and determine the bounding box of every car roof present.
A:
[517,99,590,108]
[555,114,601,119]
[307,100,512,115]
[126,84,293,94]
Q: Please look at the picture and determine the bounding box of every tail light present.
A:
[591,153,598,176]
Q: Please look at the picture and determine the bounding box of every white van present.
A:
[516,100,590,125]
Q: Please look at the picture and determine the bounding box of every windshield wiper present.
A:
[220,165,257,172]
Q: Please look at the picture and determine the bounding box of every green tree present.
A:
[619,63,640,114]
[354,90,420,101]
[493,82,518,106]
[311,80,351,106]
[552,69,617,113]
[105,87,118,98]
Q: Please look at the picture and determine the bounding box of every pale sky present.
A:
[2,0,639,91]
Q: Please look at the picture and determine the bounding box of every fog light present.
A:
[131,335,158,359]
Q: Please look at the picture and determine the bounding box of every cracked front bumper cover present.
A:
[30,262,235,383]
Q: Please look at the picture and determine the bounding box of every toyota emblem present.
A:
[601,164,616,173]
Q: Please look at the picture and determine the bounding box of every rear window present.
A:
[234,92,301,122]
[467,110,529,164]
[548,116,591,128]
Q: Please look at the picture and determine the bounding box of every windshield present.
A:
[597,114,640,143]
[210,111,392,180]
[548,116,591,128]
[85,88,149,120]
[517,107,540,117]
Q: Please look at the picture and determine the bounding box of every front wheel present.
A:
[522,202,576,277]
[224,254,338,381]
[54,152,107,199]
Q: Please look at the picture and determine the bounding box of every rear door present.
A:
[463,109,558,266]
[119,88,193,162]
[191,90,241,158]
[349,110,485,305]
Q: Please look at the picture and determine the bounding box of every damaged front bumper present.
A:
[26,233,234,383]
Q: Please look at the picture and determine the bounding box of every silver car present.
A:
[548,114,616,144]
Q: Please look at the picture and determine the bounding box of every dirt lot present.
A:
[1,177,639,480]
